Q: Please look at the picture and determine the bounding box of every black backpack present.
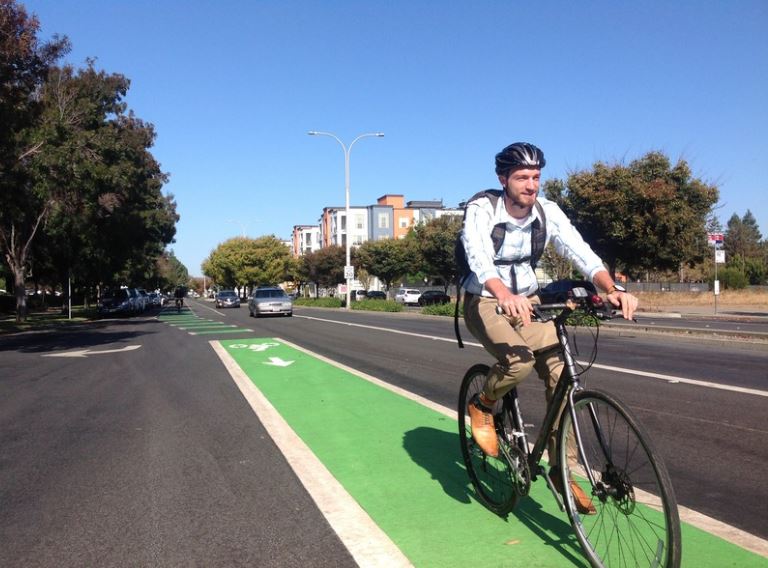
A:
[454,189,547,347]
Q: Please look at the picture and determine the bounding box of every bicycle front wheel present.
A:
[558,390,681,568]
[458,364,519,515]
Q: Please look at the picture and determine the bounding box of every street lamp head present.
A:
[374,132,385,137]
[307,131,318,136]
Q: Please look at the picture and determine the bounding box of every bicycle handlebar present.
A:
[495,298,620,323]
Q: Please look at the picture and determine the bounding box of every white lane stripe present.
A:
[586,362,768,398]
[294,314,768,398]
[210,340,413,567]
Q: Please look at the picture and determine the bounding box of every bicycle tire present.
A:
[458,364,519,515]
[557,389,681,568]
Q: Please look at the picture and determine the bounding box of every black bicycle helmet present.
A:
[495,142,546,175]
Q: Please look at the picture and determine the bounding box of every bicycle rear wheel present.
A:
[558,389,681,568]
[458,364,520,515]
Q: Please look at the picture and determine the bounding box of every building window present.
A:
[378,213,389,229]
[399,217,408,228]
[356,214,364,229]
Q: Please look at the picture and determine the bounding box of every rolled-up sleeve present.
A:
[461,200,500,285]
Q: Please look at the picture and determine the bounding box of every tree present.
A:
[544,152,718,280]
[28,62,176,299]
[202,236,290,293]
[0,0,69,320]
[724,211,764,281]
[540,244,576,281]
[155,251,189,291]
[412,215,462,291]
[355,238,412,290]
[282,255,304,293]
[301,245,345,296]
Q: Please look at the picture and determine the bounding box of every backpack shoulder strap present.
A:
[530,200,547,269]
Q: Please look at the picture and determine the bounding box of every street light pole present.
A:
[308,130,384,310]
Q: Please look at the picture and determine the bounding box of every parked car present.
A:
[98,288,133,316]
[365,290,387,300]
[395,288,421,305]
[248,287,292,317]
[147,292,166,307]
[418,290,451,306]
[350,289,367,301]
[126,288,143,312]
[215,290,241,308]
[538,280,598,304]
[137,288,150,310]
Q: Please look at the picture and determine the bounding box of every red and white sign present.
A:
[707,233,724,245]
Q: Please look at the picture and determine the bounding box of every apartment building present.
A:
[300,194,462,257]
[291,225,321,257]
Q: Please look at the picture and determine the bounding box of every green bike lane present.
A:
[212,336,767,568]
[157,308,253,335]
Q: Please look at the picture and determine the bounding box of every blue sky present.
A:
[26,0,768,276]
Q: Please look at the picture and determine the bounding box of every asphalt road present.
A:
[1,302,766,565]
[0,316,357,567]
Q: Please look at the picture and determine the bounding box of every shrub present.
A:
[351,299,403,312]
[293,297,343,308]
[421,302,462,317]
[713,268,749,290]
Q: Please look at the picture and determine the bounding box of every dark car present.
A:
[215,290,241,308]
[418,290,451,306]
[538,280,598,304]
[98,288,133,316]
[365,290,387,300]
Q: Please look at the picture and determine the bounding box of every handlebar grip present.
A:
[495,304,548,322]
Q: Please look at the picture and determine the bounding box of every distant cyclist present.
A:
[174,285,186,312]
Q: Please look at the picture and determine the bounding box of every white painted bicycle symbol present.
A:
[228,342,281,351]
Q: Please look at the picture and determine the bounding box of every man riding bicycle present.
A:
[173,285,186,310]
[461,142,638,514]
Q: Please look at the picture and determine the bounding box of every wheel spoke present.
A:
[559,390,680,567]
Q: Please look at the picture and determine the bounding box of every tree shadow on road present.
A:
[0,318,161,354]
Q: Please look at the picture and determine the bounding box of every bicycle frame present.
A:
[509,302,606,500]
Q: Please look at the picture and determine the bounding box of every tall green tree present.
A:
[28,62,176,297]
[301,245,345,296]
[412,215,462,291]
[544,152,718,279]
[0,0,69,320]
[155,251,189,291]
[202,236,290,292]
[724,210,764,282]
[355,238,411,290]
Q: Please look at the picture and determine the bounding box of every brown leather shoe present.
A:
[468,394,498,457]
[550,467,596,515]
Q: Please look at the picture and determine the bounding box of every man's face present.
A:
[499,168,541,209]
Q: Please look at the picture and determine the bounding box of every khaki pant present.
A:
[464,292,567,465]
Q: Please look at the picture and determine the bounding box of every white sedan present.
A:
[394,288,421,306]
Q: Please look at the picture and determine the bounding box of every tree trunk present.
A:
[13,268,27,323]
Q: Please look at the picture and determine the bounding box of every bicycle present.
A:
[458,287,681,568]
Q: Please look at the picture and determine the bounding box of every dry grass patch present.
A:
[636,289,768,310]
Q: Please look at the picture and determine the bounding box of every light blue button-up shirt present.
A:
[460,194,606,297]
